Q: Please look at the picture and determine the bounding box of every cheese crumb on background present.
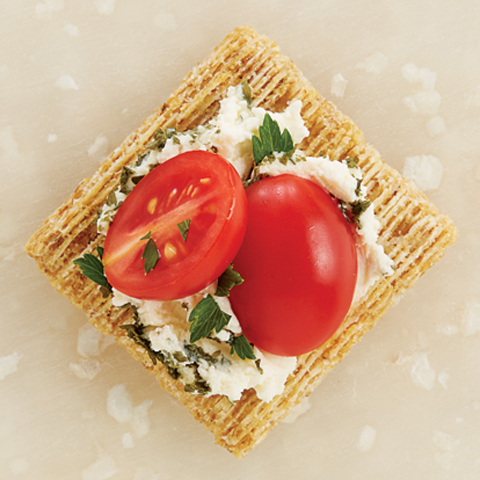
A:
[356,52,389,75]
[55,75,79,91]
[0,352,22,380]
[107,384,133,423]
[356,425,377,452]
[82,454,117,480]
[331,73,348,98]
[402,154,443,191]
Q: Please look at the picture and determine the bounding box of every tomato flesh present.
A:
[229,174,358,357]
[103,150,248,301]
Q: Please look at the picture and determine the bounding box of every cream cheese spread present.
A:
[99,84,394,403]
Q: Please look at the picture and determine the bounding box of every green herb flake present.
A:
[252,113,294,165]
[177,219,191,242]
[229,334,256,360]
[188,294,231,344]
[73,252,109,288]
[350,199,372,229]
[141,232,159,274]
[215,264,244,297]
[240,80,253,107]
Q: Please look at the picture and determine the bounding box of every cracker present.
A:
[25,25,458,458]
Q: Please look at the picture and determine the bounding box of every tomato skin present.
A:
[229,174,357,357]
[103,151,248,301]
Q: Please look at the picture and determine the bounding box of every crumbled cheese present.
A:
[69,359,102,381]
[152,12,177,31]
[0,352,22,380]
[133,467,161,480]
[131,399,154,438]
[356,52,389,75]
[64,23,79,37]
[88,134,109,157]
[47,133,58,143]
[402,90,441,116]
[107,384,133,423]
[356,425,377,452]
[77,323,104,358]
[93,0,115,16]
[331,73,348,99]
[55,75,79,91]
[460,300,480,336]
[401,63,437,91]
[9,457,30,476]
[35,0,64,20]
[426,115,446,137]
[437,371,450,389]
[122,433,134,449]
[82,454,117,480]
[403,154,443,191]
[283,397,311,424]
[409,353,436,390]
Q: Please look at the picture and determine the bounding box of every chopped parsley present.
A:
[177,219,191,242]
[252,113,294,164]
[141,231,160,274]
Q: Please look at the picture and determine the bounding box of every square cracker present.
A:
[25,25,458,458]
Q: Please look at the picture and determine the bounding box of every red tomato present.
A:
[229,174,357,357]
[103,150,248,301]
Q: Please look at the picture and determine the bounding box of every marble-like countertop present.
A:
[1,1,479,479]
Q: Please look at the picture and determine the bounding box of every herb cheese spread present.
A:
[97,84,394,403]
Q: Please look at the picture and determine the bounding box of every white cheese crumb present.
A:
[107,384,133,423]
[47,133,58,143]
[69,359,102,381]
[35,0,64,20]
[403,154,443,191]
[401,63,437,91]
[402,90,441,116]
[356,52,389,75]
[356,425,377,452]
[409,353,436,390]
[122,433,134,449]
[131,399,154,438]
[55,75,79,91]
[283,397,311,424]
[460,301,480,336]
[432,430,460,470]
[133,467,161,480]
[77,323,103,358]
[64,23,79,37]
[426,115,446,137]
[82,454,117,480]
[331,73,348,98]
[88,134,109,157]
[437,371,450,389]
[0,352,22,380]
[465,85,480,108]
[152,12,177,30]
[436,323,459,336]
[94,0,115,15]
[9,457,30,476]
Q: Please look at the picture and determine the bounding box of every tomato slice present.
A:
[103,150,248,301]
[229,174,358,357]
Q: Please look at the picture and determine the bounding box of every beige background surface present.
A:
[1,1,479,479]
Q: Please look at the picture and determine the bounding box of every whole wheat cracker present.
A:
[25,25,458,458]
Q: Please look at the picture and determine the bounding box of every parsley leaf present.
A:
[229,334,256,360]
[188,294,231,344]
[141,232,159,274]
[215,264,244,297]
[252,113,294,164]
[177,219,191,242]
[73,251,109,287]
